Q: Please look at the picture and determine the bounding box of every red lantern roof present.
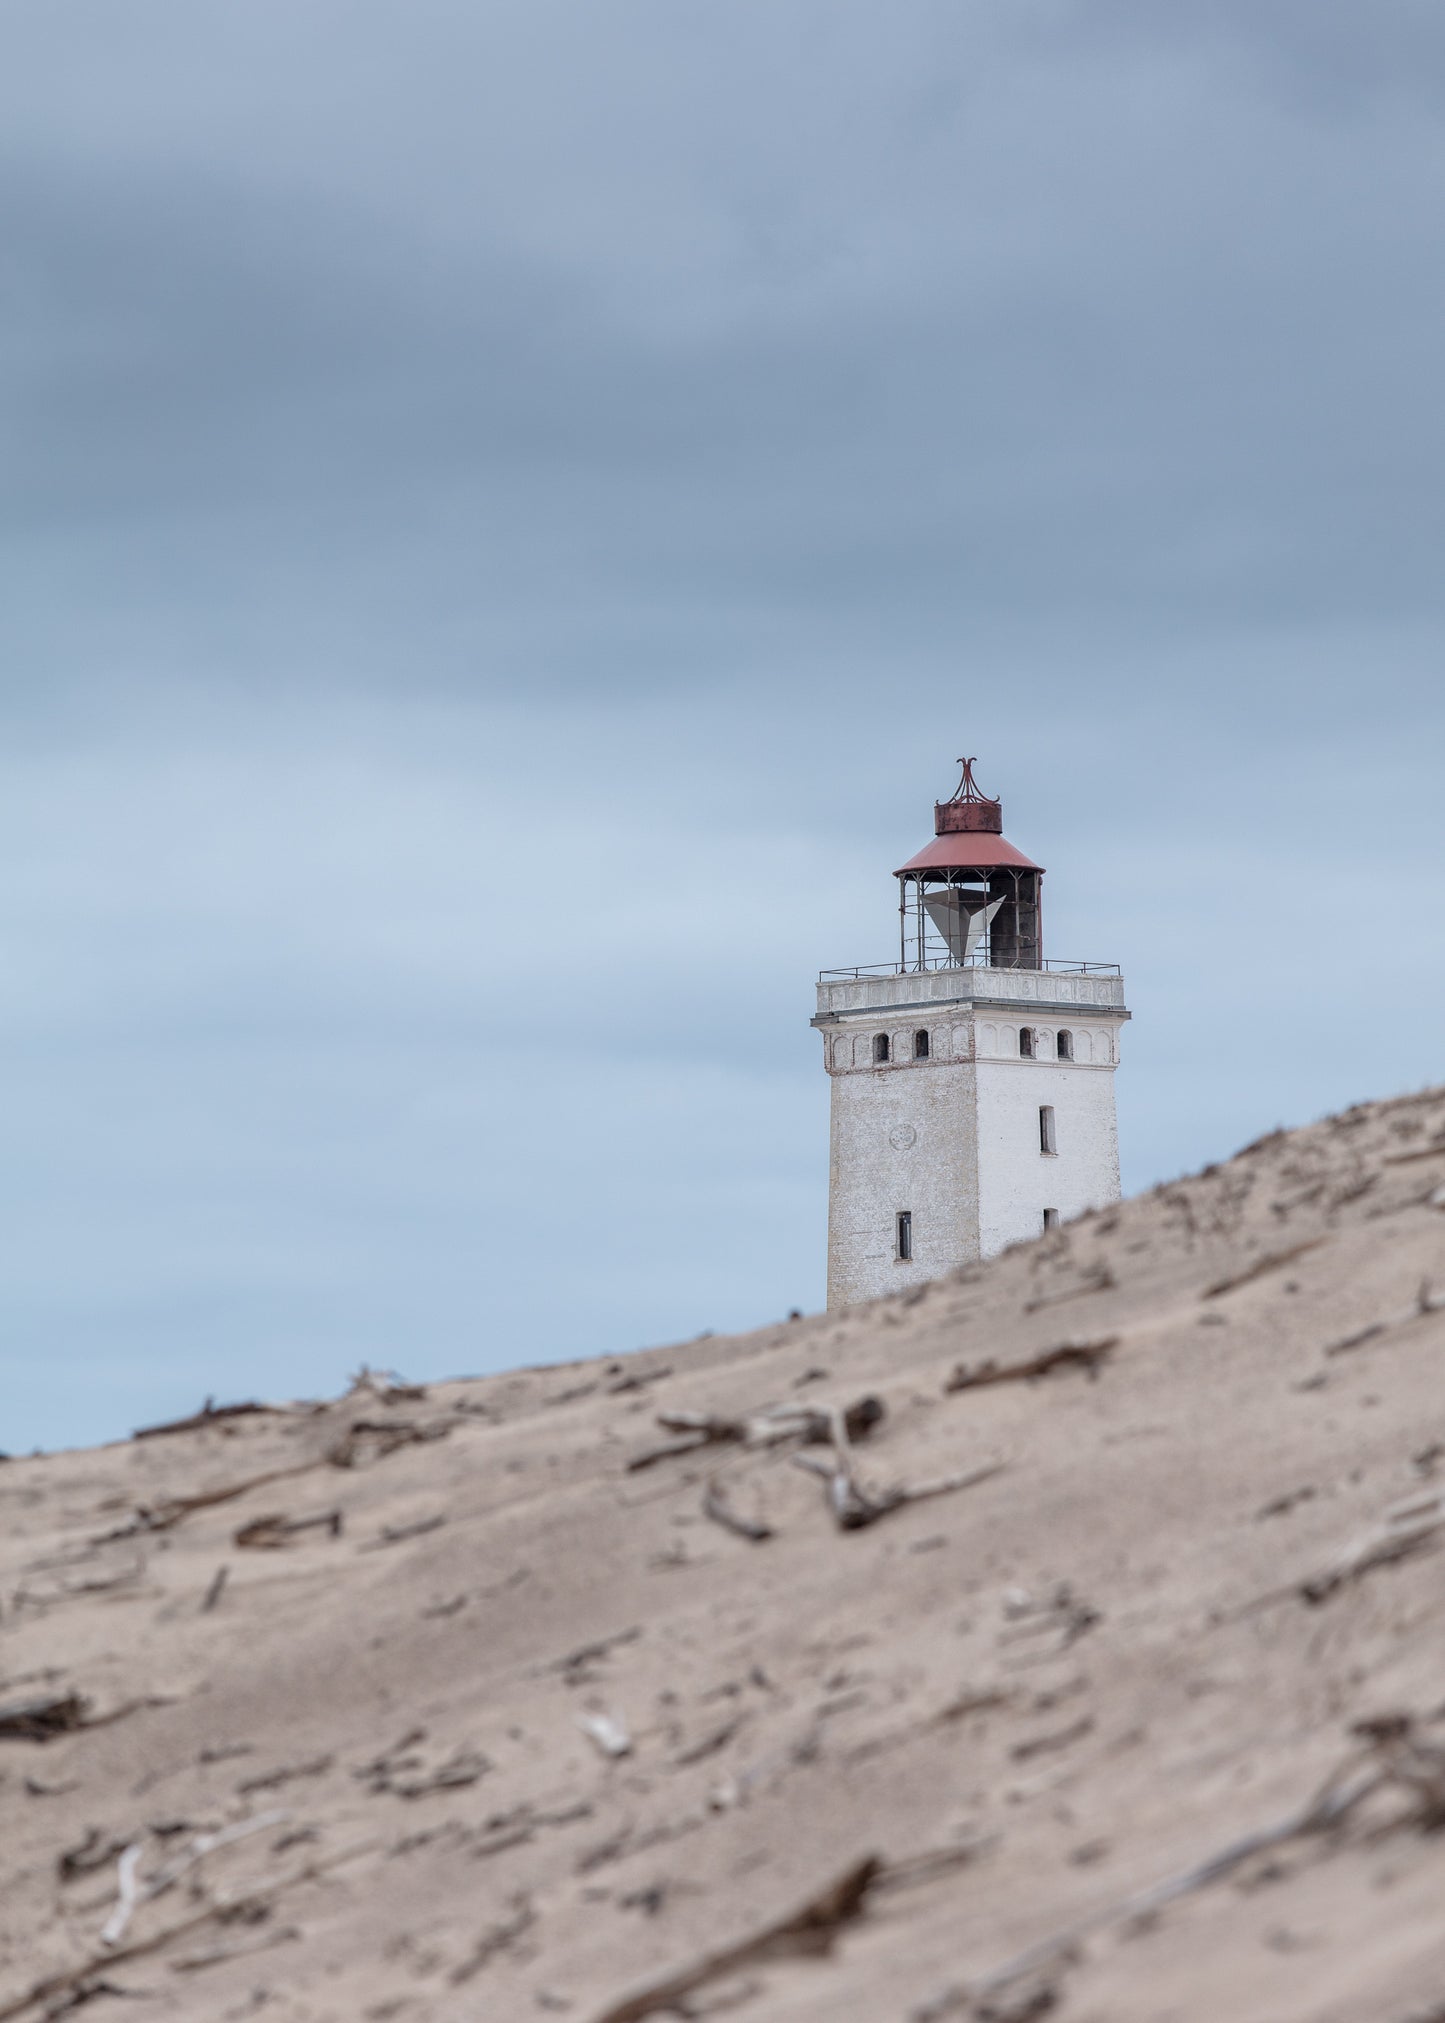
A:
[894,756,1044,877]
[895,831,1043,876]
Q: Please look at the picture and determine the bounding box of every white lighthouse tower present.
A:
[812,758,1129,1307]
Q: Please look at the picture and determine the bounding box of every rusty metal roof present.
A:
[894,756,1043,875]
[894,831,1044,876]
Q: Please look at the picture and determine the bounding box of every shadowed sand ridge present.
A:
[3,1088,1445,2020]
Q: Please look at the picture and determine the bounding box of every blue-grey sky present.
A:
[4,2,1444,1450]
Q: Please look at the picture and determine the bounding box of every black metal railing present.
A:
[818,954,1121,983]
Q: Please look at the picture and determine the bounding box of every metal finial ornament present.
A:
[949,756,995,806]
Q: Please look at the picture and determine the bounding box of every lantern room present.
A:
[894,758,1043,972]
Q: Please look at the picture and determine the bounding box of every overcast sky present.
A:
[4,2,1444,1450]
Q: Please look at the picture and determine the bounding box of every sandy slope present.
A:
[3,1088,1445,2022]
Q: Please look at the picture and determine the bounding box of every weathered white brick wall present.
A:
[827,1052,979,1307]
[815,967,1127,1305]
[974,1046,1123,1258]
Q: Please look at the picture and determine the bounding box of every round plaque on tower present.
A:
[889,1124,917,1150]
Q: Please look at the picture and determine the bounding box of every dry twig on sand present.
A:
[606,1364,674,1395]
[325,1418,451,1469]
[702,1479,774,1543]
[945,1339,1118,1393]
[98,1463,319,1541]
[548,1627,643,1684]
[57,1831,130,1884]
[448,1897,535,1985]
[102,1413,453,1540]
[1299,1499,1445,1604]
[588,1854,881,2023]
[237,1755,333,1796]
[1201,1238,1324,1300]
[1021,1266,1115,1314]
[1325,1277,1445,1356]
[355,1733,491,1798]
[168,1923,302,1974]
[99,1810,292,1948]
[1383,1141,1445,1165]
[361,1515,446,1550]
[941,1715,1445,2021]
[0,1837,378,2021]
[997,1583,1100,1661]
[1234,1492,1445,1616]
[234,1510,343,1550]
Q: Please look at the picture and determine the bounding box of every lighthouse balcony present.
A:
[815,959,1126,1022]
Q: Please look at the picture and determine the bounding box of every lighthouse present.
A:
[812,758,1129,1307]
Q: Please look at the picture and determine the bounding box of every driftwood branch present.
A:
[133,1398,282,1440]
[346,1365,428,1403]
[628,1397,884,1473]
[945,1339,1118,1393]
[325,1418,451,1469]
[791,1406,1006,1531]
[588,1853,881,2023]
[0,1693,90,1742]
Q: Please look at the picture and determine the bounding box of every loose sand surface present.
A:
[4,1088,1445,2021]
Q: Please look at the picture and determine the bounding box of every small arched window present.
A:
[1019,1027,1034,1059]
[1057,1030,1074,1062]
[873,1032,890,1064]
[913,1029,930,1060]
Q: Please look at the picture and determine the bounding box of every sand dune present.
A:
[4,1087,1445,2020]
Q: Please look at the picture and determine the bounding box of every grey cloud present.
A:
[1076,0,1445,109]
[5,5,1444,658]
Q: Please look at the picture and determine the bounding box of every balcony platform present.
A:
[814,959,1127,1024]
